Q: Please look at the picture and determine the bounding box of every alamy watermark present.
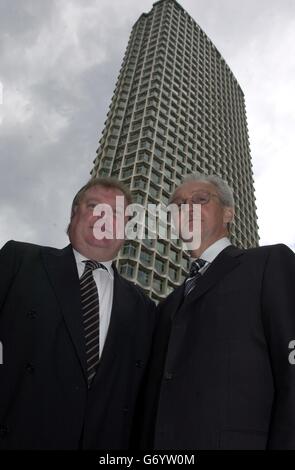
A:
[91,196,202,251]
[288,340,295,365]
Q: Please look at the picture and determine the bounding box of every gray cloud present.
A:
[0,0,138,246]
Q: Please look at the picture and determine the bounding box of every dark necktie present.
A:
[80,260,107,387]
[184,258,207,296]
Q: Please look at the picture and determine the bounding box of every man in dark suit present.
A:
[0,177,156,449]
[141,173,295,450]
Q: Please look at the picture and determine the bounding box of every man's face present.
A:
[171,180,234,252]
[68,185,128,261]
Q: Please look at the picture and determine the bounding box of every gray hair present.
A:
[69,177,133,219]
[176,172,235,208]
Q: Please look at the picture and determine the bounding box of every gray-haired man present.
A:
[141,172,295,450]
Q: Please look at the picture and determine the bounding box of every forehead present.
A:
[173,180,216,199]
[82,185,125,201]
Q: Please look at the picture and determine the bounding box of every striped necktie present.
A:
[184,258,207,296]
[80,260,107,387]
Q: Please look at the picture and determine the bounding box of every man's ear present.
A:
[71,204,78,220]
[223,206,234,225]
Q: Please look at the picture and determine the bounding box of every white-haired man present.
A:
[141,172,295,450]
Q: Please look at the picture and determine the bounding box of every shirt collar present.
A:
[194,237,231,264]
[72,247,114,279]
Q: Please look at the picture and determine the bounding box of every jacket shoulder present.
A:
[1,240,55,253]
[0,240,67,265]
[242,243,294,258]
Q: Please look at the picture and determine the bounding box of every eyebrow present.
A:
[83,199,101,205]
[85,198,126,209]
[170,198,187,205]
[170,191,211,201]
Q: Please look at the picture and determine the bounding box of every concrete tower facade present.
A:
[91,0,259,301]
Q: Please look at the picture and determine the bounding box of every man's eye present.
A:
[192,196,206,204]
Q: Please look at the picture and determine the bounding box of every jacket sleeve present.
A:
[262,244,295,449]
[0,240,18,312]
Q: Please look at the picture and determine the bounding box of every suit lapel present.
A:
[165,247,243,322]
[179,245,244,310]
[185,247,242,303]
[170,246,244,372]
[164,284,185,321]
[41,244,87,381]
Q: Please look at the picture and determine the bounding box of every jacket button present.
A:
[0,425,9,439]
[135,360,143,368]
[27,310,37,319]
[25,363,35,374]
[164,372,173,381]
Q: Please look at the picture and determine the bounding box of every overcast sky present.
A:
[0,0,294,251]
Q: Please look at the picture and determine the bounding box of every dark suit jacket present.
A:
[141,244,295,450]
[0,240,156,449]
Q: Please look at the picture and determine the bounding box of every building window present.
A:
[125,154,136,166]
[165,167,173,179]
[134,179,147,190]
[161,193,169,205]
[122,243,137,257]
[136,163,149,176]
[140,249,152,265]
[163,179,173,192]
[153,158,162,171]
[142,128,154,139]
[151,171,161,185]
[169,266,178,281]
[157,240,167,255]
[140,138,153,150]
[154,146,164,158]
[155,257,166,273]
[127,143,138,153]
[138,269,150,286]
[99,168,109,177]
[149,185,159,198]
[181,256,190,270]
[143,238,154,248]
[122,168,133,178]
[138,151,151,163]
[153,276,164,293]
[166,155,174,166]
[101,157,113,168]
[170,248,179,263]
[119,261,134,278]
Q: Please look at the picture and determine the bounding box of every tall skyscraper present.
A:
[91,0,259,301]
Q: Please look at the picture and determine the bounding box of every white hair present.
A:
[176,172,235,208]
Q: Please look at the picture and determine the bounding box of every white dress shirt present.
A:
[191,237,232,275]
[73,248,114,356]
